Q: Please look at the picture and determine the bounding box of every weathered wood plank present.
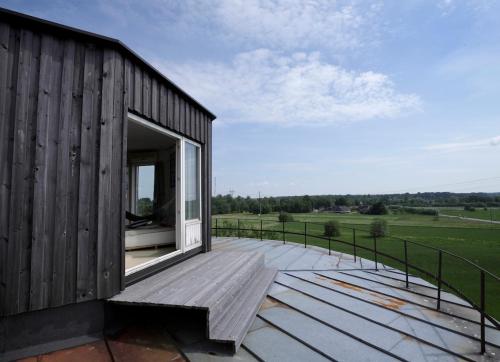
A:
[133,64,141,112]
[194,108,199,141]
[6,27,29,315]
[167,87,174,130]
[173,92,180,132]
[30,34,64,310]
[192,108,196,141]
[76,44,101,303]
[200,115,208,143]
[151,77,158,121]
[159,83,167,127]
[97,49,116,298]
[0,21,14,315]
[179,97,185,134]
[64,42,85,305]
[199,113,204,145]
[51,39,76,307]
[110,51,124,295]
[16,30,40,312]
[125,59,133,108]
[142,71,151,118]
[185,99,190,136]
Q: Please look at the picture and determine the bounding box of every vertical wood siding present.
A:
[0,20,213,317]
[0,23,126,316]
[126,63,211,145]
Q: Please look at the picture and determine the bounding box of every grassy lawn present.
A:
[438,207,500,222]
[213,212,500,319]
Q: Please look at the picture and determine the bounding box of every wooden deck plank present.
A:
[112,252,219,302]
[109,250,277,352]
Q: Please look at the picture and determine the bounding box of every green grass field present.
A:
[213,211,500,319]
[438,207,500,222]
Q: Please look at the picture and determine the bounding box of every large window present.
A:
[185,142,200,220]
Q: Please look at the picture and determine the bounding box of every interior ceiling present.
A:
[128,120,177,151]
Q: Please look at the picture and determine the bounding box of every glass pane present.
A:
[185,142,200,220]
[137,165,155,216]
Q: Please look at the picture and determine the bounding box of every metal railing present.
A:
[212,217,500,354]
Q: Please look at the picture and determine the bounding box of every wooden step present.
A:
[209,266,277,352]
[109,250,277,354]
[207,252,265,329]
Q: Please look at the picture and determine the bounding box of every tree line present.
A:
[212,192,500,215]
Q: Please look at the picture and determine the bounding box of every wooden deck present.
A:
[109,250,277,352]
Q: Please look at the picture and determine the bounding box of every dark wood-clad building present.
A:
[0,7,219,358]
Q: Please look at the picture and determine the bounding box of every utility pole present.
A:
[259,191,262,216]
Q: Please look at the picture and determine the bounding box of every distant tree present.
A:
[279,212,294,222]
[368,202,388,215]
[335,197,349,206]
[464,205,476,212]
[324,221,341,237]
[261,201,271,214]
[302,195,313,212]
[370,219,388,237]
[248,199,260,214]
[137,197,153,216]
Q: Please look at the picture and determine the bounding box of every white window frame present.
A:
[184,139,202,222]
[183,139,202,251]
[125,113,203,275]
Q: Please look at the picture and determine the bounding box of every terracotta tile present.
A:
[107,325,186,362]
[18,341,112,362]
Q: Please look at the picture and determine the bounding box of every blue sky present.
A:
[3,0,499,197]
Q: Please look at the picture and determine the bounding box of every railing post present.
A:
[282,220,285,244]
[260,219,263,241]
[237,219,240,238]
[404,240,409,288]
[328,237,331,255]
[480,270,486,354]
[353,229,357,262]
[304,222,307,248]
[215,218,218,238]
[373,236,378,271]
[436,250,442,310]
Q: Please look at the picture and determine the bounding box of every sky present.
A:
[2,0,500,197]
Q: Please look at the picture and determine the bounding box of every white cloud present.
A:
[208,0,379,51]
[437,0,456,15]
[156,49,420,126]
[95,0,381,52]
[424,135,500,152]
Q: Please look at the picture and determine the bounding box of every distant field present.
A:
[438,207,500,222]
[213,211,500,319]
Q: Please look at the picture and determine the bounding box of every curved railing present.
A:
[212,217,500,354]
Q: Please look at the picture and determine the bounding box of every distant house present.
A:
[333,205,351,213]
[358,205,371,214]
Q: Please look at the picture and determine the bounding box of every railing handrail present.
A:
[212,216,499,354]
